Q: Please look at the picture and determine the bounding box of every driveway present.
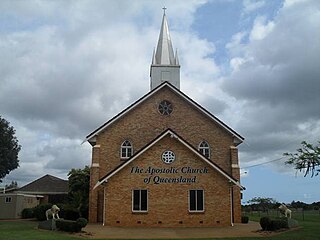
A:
[80,221,263,239]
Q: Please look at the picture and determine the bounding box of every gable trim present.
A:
[93,129,244,190]
[85,82,244,144]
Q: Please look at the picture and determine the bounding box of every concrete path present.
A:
[80,221,264,239]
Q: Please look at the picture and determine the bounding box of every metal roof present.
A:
[153,12,178,65]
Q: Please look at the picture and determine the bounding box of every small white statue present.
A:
[279,203,292,218]
[46,204,60,220]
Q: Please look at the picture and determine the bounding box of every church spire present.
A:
[150,8,180,90]
[154,9,176,65]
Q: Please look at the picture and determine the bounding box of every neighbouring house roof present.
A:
[94,128,245,190]
[85,81,244,145]
[0,193,44,198]
[17,174,68,195]
[0,187,18,194]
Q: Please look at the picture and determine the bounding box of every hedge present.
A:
[56,218,88,233]
[241,216,249,224]
[33,204,52,221]
[58,205,79,220]
[21,208,34,219]
[260,216,289,231]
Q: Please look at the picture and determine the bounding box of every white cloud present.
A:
[249,16,274,41]
[1,0,319,205]
[243,0,266,13]
[222,0,320,173]
[1,1,214,186]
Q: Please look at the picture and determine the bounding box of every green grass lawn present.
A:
[0,220,80,240]
[0,211,319,240]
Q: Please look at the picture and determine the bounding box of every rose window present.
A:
[162,150,175,164]
[158,100,173,115]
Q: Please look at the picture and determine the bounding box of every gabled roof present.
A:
[94,129,245,190]
[17,174,68,194]
[85,81,244,145]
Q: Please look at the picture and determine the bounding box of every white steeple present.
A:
[150,8,180,90]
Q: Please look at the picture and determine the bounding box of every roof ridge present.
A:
[85,81,243,144]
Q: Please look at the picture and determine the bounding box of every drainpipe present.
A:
[229,183,234,226]
[103,186,106,226]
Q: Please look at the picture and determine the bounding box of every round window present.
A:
[162,150,175,164]
[158,100,173,115]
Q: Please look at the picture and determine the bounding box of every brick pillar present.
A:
[230,146,240,180]
[230,146,241,223]
[89,144,100,223]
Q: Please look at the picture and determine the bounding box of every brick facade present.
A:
[87,84,244,226]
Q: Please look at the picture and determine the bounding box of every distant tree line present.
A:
[242,197,320,212]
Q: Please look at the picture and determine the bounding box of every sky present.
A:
[0,0,319,204]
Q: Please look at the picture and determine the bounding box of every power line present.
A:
[241,156,286,169]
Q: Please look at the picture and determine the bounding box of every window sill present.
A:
[132,211,148,214]
[188,210,205,214]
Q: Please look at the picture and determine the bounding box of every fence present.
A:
[242,209,320,221]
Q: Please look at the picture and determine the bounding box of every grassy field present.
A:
[0,211,319,240]
[242,210,320,240]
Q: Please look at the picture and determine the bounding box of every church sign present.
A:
[130,166,209,184]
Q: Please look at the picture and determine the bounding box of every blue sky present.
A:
[0,0,319,204]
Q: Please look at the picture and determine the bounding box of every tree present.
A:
[290,200,309,210]
[0,116,21,182]
[247,197,279,212]
[68,166,90,218]
[284,141,320,177]
[5,180,18,189]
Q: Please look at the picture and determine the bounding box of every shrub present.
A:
[260,216,271,231]
[268,219,288,231]
[56,218,87,233]
[33,204,52,221]
[260,217,289,231]
[76,218,88,228]
[21,208,34,219]
[80,205,89,219]
[59,205,79,220]
[288,218,299,228]
[56,219,81,232]
[241,216,249,224]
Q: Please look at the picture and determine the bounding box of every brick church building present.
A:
[86,11,244,227]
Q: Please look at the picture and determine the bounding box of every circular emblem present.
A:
[158,100,173,115]
[162,150,175,164]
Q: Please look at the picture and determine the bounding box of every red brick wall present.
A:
[104,135,233,227]
[88,86,242,225]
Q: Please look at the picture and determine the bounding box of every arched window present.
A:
[198,141,210,159]
[121,140,133,159]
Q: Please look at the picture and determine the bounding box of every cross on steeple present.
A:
[162,6,167,14]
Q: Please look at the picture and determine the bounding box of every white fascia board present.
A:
[93,130,172,189]
[85,85,167,142]
[93,129,244,190]
[85,83,243,144]
[175,136,243,189]
[168,86,244,143]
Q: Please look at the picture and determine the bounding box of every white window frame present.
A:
[188,189,205,212]
[132,189,148,213]
[120,140,133,159]
[198,141,210,159]
[5,196,12,203]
